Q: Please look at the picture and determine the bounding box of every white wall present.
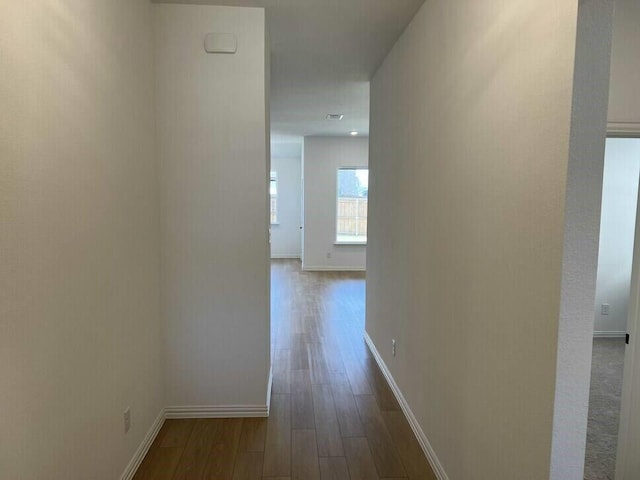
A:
[608,0,640,127]
[366,1,612,479]
[0,1,164,479]
[271,154,302,258]
[594,138,640,336]
[550,2,614,476]
[303,137,368,270]
[154,4,271,408]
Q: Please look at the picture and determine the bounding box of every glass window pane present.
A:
[337,168,368,243]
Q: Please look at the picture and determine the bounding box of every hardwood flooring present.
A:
[134,259,435,480]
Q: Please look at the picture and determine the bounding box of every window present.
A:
[270,171,278,224]
[336,167,368,243]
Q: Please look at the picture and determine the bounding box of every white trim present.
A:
[593,331,627,338]
[120,408,165,480]
[608,122,640,136]
[364,332,449,480]
[334,242,367,246]
[270,254,301,259]
[165,405,269,419]
[266,365,273,415]
[302,266,366,272]
[616,169,640,479]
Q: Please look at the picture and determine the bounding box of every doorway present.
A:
[585,136,640,480]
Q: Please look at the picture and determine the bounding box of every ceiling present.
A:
[153,0,425,145]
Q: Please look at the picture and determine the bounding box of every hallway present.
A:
[134,260,435,479]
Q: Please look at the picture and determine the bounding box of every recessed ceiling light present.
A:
[326,114,344,120]
[350,131,358,136]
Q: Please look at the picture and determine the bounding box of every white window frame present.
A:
[270,171,278,225]
[335,167,368,245]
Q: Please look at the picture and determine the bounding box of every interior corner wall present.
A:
[303,136,368,271]
[154,4,270,407]
[0,1,164,479]
[271,155,302,258]
[593,138,640,336]
[366,0,611,478]
[608,0,640,126]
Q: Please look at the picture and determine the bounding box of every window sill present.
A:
[271,222,280,226]
[334,241,367,246]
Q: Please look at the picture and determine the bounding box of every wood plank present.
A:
[332,383,365,437]
[133,423,170,480]
[308,342,331,385]
[203,418,244,480]
[303,314,323,344]
[291,339,310,370]
[363,357,400,412]
[173,419,221,480]
[232,451,264,480]
[329,371,351,387]
[382,410,436,480]
[135,446,183,480]
[312,384,344,456]
[343,437,380,480]
[355,395,406,478]
[292,369,315,429]
[291,430,320,480]
[239,418,268,452]
[318,457,350,480]
[341,352,373,395]
[273,349,292,394]
[321,341,347,377]
[160,418,197,448]
[263,394,292,477]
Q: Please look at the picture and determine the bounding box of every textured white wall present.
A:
[271,155,302,258]
[303,137,368,271]
[367,0,612,478]
[154,4,271,407]
[550,1,613,477]
[0,1,164,478]
[593,138,640,335]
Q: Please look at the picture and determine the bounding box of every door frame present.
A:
[610,128,640,479]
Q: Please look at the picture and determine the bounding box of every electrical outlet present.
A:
[124,408,131,434]
[326,252,332,259]
[601,304,610,316]
[392,339,396,357]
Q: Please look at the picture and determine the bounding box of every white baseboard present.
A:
[364,332,449,480]
[120,408,165,480]
[165,404,269,419]
[121,373,272,479]
[270,254,301,259]
[302,265,366,272]
[594,331,627,338]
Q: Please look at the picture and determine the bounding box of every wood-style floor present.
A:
[134,259,436,480]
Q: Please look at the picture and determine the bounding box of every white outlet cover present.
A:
[204,33,237,54]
